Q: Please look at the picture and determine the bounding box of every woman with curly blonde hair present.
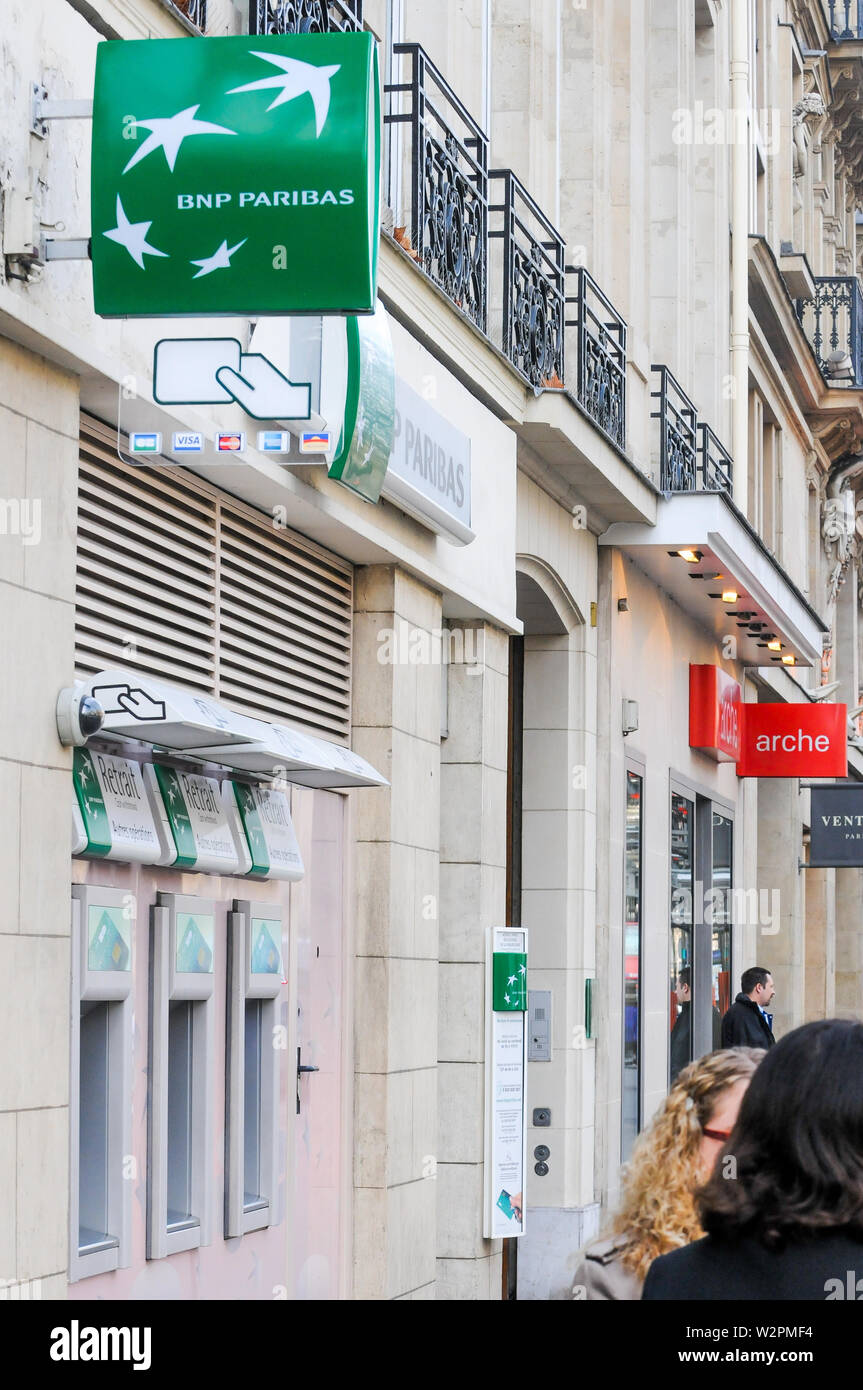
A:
[572,1047,764,1300]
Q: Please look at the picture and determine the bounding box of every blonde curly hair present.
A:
[612,1048,764,1281]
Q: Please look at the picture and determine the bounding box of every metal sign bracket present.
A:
[31,83,93,139]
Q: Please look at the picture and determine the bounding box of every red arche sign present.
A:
[737,702,847,778]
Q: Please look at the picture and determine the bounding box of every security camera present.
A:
[56,686,106,746]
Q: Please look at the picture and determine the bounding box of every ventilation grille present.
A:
[76,418,354,741]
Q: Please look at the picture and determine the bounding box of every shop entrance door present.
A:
[288,788,349,1300]
[669,787,734,1083]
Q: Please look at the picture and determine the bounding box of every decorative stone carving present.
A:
[822,487,858,605]
[793,93,827,191]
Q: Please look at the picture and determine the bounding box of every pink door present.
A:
[289,788,349,1300]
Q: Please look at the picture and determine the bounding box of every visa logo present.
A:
[217,433,246,453]
[130,432,161,454]
[257,430,290,454]
[172,432,204,453]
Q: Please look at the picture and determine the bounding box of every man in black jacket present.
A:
[720,966,776,1049]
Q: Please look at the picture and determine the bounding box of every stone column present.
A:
[516,623,599,1300]
[756,778,805,1039]
[804,867,836,1021]
[437,622,508,1300]
[0,339,78,1300]
[351,566,443,1300]
[835,867,863,1018]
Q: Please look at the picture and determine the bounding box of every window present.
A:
[225,902,284,1237]
[669,793,695,1084]
[622,768,644,1162]
[669,788,735,1086]
[70,886,133,1281]
[148,893,215,1260]
[166,1001,197,1234]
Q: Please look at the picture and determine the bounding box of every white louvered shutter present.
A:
[76,417,353,741]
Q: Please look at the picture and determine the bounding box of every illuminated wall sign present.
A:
[326,300,395,504]
[72,747,162,864]
[230,782,305,882]
[808,785,863,866]
[689,664,742,763]
[90,32,380,317]
[382,377,474,546]
[144,765,250,875]
[737,703,847,778]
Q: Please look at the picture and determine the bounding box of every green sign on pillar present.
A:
[91,32,380,317]
[493,952,528,1011]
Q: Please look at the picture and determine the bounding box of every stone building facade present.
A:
[0,0,861,1303]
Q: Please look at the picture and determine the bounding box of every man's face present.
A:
[676,977,691,1003]
[753,974,775,1007]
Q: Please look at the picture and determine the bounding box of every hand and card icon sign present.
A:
[153,337,312,421]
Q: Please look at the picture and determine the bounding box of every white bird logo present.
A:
[191,237,247,279]
[227,52,340,137]
[122,104,237,175]
[103,195,169,268]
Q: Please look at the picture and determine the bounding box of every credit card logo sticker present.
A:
[217,432,246,453]
[130,432,161,454]
[301,432,331,453]
[258,430,291,454]
[172,431,204,453]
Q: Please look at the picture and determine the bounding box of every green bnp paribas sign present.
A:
[91,32,380,317]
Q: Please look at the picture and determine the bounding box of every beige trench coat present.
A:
[571,1232,644,1301]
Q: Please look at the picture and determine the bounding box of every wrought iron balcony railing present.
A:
[566,266,627,449]
[651,367,733,494]
[489,170,565,390]
[699,423,734,493]
[385,43,489,333]
[651,366,699,492]
[173,0,207,28]
[827,1,863,38]
[795,276,863,386]
[249,0,362,34]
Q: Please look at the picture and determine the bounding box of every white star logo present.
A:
[508,975,517,986]
[190,237,247,279]
[227,52,340,137]
[504,993,511,1004]
[122,104,237,175]
[103,195,168,269]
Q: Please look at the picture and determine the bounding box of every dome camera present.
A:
[56,686,106,747]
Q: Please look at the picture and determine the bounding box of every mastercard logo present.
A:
[217,433,246,453]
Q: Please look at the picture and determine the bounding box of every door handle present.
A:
[296,1046,319,1114]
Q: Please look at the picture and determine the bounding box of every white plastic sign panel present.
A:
[382,377,474,547]
[230,783,305,882]
[143,764,251,875]
[484,928,529,1240]
[72,746,162,865]
[85,669,259,751]
[197,718,389,790]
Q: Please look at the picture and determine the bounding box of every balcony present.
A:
[651,366,732,495]
[827,1,863,38]
[566,267,627,450]
[248,0,363,33]
[172,0,207,27]
[795,276,863,386]
[489,169,565,390]
[385,44,489,333]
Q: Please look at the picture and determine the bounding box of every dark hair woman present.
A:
[642,1019,863,1300]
